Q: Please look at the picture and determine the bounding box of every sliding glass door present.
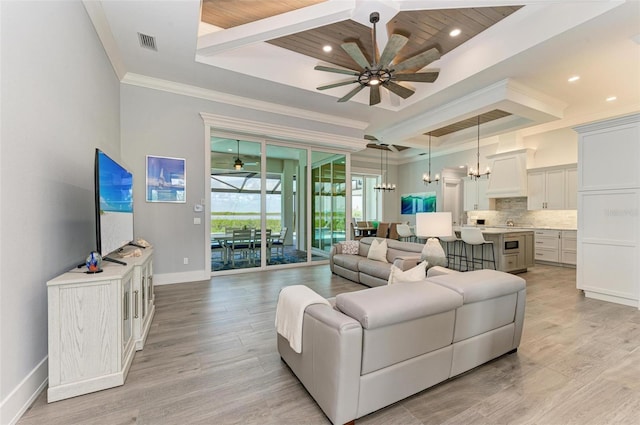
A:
[311,152,347,258]
[210,138,262,271]
[265,144,308,267]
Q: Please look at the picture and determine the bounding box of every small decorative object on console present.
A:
[85,251,103,273]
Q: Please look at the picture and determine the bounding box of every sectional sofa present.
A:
[329,237,425,286]
[278,268,526,425]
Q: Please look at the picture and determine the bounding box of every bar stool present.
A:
[440,234,463,271]
[461,227,496,271]
[396,223,414,242]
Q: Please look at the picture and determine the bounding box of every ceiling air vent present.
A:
[138,33,157,51]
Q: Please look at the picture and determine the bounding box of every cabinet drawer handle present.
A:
[134,290,139,319]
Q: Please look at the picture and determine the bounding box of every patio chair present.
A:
[229,229,254,267]
[253,229,272,263]
[271,227,288,259]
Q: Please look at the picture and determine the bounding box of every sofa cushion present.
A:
[332,254,363,271]
[357,259,392,281]
[335,281,462,330]
[388,261,427,285]
[367,239,388,262]
[426,269,525,304]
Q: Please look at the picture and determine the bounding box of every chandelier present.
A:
[468,116,491,180]
[422,133,440,185]
[374,146,396,191]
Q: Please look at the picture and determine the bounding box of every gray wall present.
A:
[0,1,120,422]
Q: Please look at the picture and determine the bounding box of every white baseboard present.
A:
[0,356,48,425]
[154,270,210,286]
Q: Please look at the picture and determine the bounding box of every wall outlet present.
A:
[183,257,189,265]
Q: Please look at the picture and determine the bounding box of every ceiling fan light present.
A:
[369,78,380,86]
[234,157,244,170]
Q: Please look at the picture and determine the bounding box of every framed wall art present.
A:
[400,192,436,215]
[146,155,186,203]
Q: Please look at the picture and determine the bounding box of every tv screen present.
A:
[95,149,134,257]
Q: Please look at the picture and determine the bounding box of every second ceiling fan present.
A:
[315,12,441,106]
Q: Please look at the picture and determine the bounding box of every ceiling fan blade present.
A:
[341,42,370,70]
[393,48,440,72]
[384,81,415,99]
[379,34,408,68]
[314,65,359,76]
[338,84,365,103]
[394,71,440,83]
[369,84,381,106]
[317,80,358,90]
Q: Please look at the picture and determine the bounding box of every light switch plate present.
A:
[194,217,201,225]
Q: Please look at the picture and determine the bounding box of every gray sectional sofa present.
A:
[329,237,424,286]
[278,269,526,425]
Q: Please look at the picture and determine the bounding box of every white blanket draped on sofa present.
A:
[275,285,331,353]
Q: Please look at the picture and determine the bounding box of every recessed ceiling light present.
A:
[449,28,461,37]
[606,96,617,102]
[459,165,465,169]
[568,75,580,83]
[322,45,332,53]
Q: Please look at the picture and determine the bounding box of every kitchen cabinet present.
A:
[47,247,154,402]
[575,113,640,308]
[561,230,577,265]
[534,229,561,262]
[464,178,495,211]
[527,164,577,210]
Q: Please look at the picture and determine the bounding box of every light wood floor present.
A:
[20,265,640,425]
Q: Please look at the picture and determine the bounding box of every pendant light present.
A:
[422,133,440,185]
[468,116,491,180]
[233,140,244,170]
[374,146,396,191]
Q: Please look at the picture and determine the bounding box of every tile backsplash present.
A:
[466,197,577,229]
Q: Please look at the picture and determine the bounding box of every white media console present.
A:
[46,247,154,402]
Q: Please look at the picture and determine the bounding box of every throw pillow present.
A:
[420,238,447,268]
[388,261,428,285]
[367,239,388,263]
[340,240,360,255]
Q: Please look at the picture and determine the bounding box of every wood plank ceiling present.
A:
[200,2,520,146]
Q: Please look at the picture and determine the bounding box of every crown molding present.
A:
[200,112,368,153]
[121,73,368,131]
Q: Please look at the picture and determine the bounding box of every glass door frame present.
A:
[206,129,352,276]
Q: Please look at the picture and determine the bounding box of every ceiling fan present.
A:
[315,12,441,106]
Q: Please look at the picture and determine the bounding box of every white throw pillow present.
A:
[388,261,428,285]
[420,238,447,268]
[367,239,388,263]
[340,240,360,255]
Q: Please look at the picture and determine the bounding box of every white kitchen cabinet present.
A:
[527,165,576,210]
[575,113,640,308]
[464,178,495,211]
[47,247,154,402]
[534,229,561,263]
[561,230,577,265]
[565,167,578,209]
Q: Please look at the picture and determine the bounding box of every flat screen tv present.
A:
[94,148,134,262]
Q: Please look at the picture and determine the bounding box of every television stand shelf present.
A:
[46,247,154,402]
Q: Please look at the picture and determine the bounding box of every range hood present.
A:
[485,148,534,198]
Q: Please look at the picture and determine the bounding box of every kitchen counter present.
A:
[451,227,535,273]
[459,225,577,231]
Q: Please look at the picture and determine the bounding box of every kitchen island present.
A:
[450,227,535,273]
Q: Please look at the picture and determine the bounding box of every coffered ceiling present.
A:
[89,0,640,157]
